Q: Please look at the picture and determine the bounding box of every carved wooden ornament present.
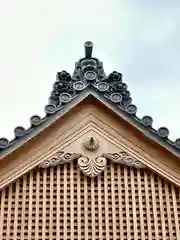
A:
[103,151,146,168]
[39,136,146,177]
[39,151,81,168]
[78,156,106,177]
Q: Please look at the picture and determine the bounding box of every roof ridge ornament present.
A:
[0,41,180,156]
[84,41,93,58]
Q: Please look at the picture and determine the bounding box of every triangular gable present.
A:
[0,98,180,189]
[0,42,180,159]
[0,41,180,189]
[1,41,180,159]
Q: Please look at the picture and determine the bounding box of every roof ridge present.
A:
[0,41,180,155]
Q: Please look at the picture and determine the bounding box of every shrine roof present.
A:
[0,41,180,158]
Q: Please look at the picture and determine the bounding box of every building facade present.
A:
[0,42,180,239]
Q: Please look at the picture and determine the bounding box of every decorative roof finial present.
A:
[84,41,93,58]
[1,41,180,157]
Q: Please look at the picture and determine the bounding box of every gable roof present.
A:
[0,41,180,159]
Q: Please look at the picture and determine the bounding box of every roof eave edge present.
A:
[0,89,180,159]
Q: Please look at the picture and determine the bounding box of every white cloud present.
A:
[0,1,180,142]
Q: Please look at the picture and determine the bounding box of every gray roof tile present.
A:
[1,41,180,157]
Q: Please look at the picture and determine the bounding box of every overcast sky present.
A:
[0,0,180,142]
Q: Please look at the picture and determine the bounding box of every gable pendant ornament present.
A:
[78,156,106,177]
[38,136,146,177]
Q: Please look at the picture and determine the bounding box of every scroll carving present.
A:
[39,148,146,177]
[78,156,106,177]
[39,151,81,168]
[103,151,146,168]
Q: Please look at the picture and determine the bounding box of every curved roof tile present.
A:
[1,41,180,156]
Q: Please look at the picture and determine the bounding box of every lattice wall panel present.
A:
[0,160,180,240]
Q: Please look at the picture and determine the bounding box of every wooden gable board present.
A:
[0,96,180,189]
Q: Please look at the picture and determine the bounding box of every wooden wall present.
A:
[0,160,180,240]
